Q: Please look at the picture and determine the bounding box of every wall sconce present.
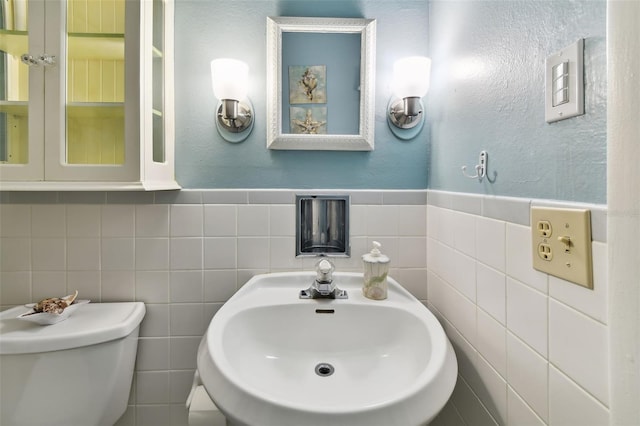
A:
[211,58,254,143]
[387,56,431,140]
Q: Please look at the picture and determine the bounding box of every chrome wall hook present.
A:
[461,150,496,183]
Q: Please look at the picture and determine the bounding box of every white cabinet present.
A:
[0,0,179,190]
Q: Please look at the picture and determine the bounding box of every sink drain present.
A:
[315,363,335,377]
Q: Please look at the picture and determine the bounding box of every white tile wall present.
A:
[548,241,608,323]
[475,353,507,424]
[506,223,548,293]
[0,205,30,237]
[102,238,135,270]
[476,216,506,272]
[32,238,66,270]
[506,277,548,356]
[135,238,170,270]
[67,238,101,270]
[428,198,609,426]
[136,205,169,237]
[67,205,101,237]
[548,365,610,425]
[548,299,609,405]
[0,191,609,426]
[237,205,269,236]
[507,386,546,426]
[0,195,431,426]
[102,205,135,237]
[203,205,236,236]
[32,205,65,237]
[476,309,507,378]
[32,270,66,301]
[477,262,506,325]
[507,332,549,421]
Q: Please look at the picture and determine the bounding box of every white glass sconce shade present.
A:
[391,56,431,99]
[211,58,249,101]
[210,58,254,143]
[388,56,431,139]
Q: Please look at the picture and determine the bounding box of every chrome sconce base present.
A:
[387,97,425,140]
[215,99,254,143]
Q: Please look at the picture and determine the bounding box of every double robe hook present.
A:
[461,150,496,183]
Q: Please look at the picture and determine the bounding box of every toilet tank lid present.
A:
[0,302,146,355]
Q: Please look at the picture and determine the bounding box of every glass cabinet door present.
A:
[65,0,125,165]
[0,1,28,165]
[45,0,138,182]
[152,0,165,163]
[0,0,44,180]
[0,0,176,188]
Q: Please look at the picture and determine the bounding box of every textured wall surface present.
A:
[174,0,429,189]
[427,0,606,204]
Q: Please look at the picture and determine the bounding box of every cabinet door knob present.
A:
[38,54,57,67]
[20,54,56,67]
[21,54,40,66]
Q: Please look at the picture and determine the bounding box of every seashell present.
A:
[33,290,79,314]
[63,290,79,305]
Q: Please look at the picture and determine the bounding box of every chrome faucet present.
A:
[299,259,348,299]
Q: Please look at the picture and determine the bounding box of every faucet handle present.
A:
[301,259,347,299]
[316,259,334,283]
[318,259,332,273]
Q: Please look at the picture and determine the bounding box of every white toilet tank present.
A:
[0,302,146,426]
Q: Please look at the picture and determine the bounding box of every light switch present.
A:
[545,39,584,123]
[552,61,570,107]
[553,89,569,107]
[552,61,569,107]
[531,207,593,289]
[552,61,568,80]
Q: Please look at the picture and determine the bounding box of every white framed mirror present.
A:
[266,17,376,151]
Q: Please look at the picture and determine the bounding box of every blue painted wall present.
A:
[427,0,607,204]
[174,0,430,189]
[174,0,606,204]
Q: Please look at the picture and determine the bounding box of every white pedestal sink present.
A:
[197,272,457,426]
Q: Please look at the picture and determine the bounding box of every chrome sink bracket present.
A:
[334,288,348,299]
[299,286,348,299]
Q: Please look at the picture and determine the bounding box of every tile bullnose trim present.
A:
[427,190,607,243]
[202,189,429,205]
[1,189,429,206]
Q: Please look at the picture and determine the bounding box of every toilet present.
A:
[0,302,145,426]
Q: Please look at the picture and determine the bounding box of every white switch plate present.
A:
[531,207,593,289]
[545,39,584,123]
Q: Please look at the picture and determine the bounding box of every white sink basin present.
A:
[197,272,457,426]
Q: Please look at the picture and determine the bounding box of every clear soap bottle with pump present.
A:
[362,241,390,300]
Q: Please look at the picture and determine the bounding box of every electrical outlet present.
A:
[537,243,553,261]
[531,207,593,289]
[537,220,552,238]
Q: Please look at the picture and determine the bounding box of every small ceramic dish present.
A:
[17,300,91,325]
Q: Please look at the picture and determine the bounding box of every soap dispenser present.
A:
[362,241,390,300]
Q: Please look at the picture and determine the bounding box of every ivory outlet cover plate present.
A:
[531,207,593,289]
